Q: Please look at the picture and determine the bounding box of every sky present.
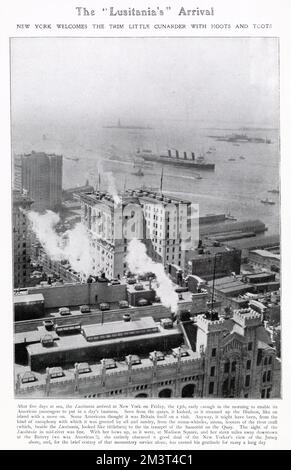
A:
[11,37,279,129]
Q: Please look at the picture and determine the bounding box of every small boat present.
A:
[239,156,245,160]
[196,175,202,180]
[267,189,279,194]
[132,168,144,177]
[233,143,240,146]
[226,211,237,220]
[228,158,236,161]
[65,157,79,162]
[261,198,275,205]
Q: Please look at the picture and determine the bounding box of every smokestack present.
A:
[184,152,187,160]
[149,277,152,290]
[168,149,172,158]
[160,168,163,193]
[191,152,195,161]
[175,150,179,159]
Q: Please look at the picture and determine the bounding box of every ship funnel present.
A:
[175,150,179,159]
[168,149,172,158]
[191,152,195,161]
[184,151,187,160]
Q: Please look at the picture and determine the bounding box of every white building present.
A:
[80,189,195,279]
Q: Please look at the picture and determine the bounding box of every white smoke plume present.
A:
[103,171,121,205]
[28,210,93,277]
[126,238,179,313]
[91,156,121,205]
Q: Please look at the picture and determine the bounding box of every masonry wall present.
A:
[27,283,127,309]
[28,331,184,371]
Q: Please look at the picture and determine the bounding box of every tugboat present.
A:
[260,198,275,205]
[226,211,237,220]
[132,168,144,177]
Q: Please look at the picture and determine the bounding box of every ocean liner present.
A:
[136,149,215,171]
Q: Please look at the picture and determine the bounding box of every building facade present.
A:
[136,189,193,269]
[248,249,280,272]
[15,308,280,399]
[187,245,242,280]
[79,189,193,279]
[15,151,63,212]
[13,190,33,288]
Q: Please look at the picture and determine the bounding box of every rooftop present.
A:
[82,316,158,338]
[226,234,280,251]
[250,249,280,261]
[14,293,44,305]
[190,244,239,259]
[16,348,200,389]
[26,320,181,357]
[126,188,190,205]
[212,276,253,294]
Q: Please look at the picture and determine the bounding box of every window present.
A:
[246,360,251,370]
[266,388,271,398]
[261,389,266,398]
[224,362,230,373]
[231,361,236,372]
[267,371,271,382]
[268,356,273,365]
[245,375,250,387]
[264,357,268,365]
[210,366,215,377]
[248,342,253,351]
[263,372,266,383]
[209,382,214,394]
[211,348,216,357]
[244,394,249,398]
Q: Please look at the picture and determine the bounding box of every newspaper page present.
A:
[0,0,290,454]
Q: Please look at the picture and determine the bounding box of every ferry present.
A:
[260,198,275,205]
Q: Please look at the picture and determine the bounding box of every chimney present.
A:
[184,151,187,160]
[168,149,172,158]
[74,363,79,392]
[191,152,195,161]
[175,150,179,159]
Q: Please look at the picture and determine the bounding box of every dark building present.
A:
[15,151,63,212]
[187,244,241,281]
[13,190,33,288]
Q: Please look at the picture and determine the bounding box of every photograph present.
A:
[11,37,281,399]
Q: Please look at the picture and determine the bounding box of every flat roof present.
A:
[212,276,253,294]
[250,249,280,261]
[246,272,275,279]
[14,327,59,345]
[16,348,200,388]
[126,283,152,294]
[82,316,157,337]
[14,293,44,304]
[226,234,280,250]
[218,286,253,294]
[26,322,181,357]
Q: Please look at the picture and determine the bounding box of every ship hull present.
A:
[142,154,215,170]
